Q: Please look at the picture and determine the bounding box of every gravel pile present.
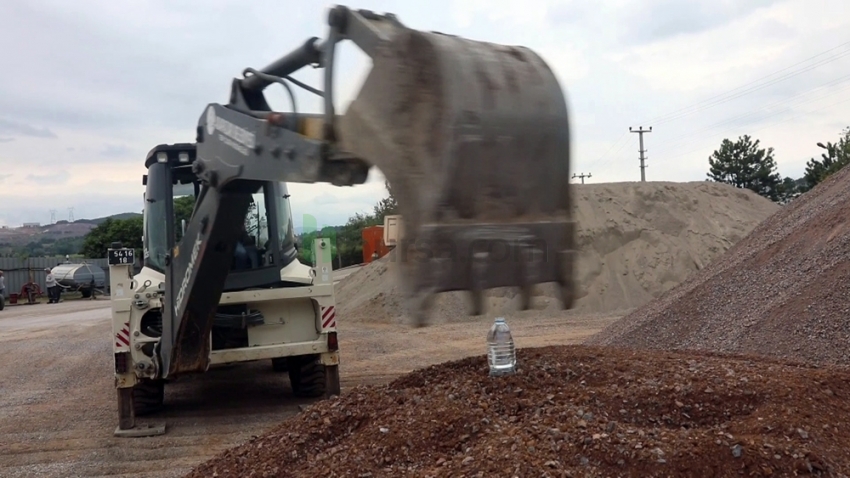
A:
[185,345,850,477]
[336,181,777,324]
[587,166,850,367]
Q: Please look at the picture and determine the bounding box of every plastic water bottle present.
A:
[487,317,516,376]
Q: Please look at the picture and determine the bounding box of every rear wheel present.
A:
[132,379,164,416]
[0,294,4,311]
[288,355,326,398]
[271,357,288,372]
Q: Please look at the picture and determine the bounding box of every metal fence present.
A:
[0,257,110,298]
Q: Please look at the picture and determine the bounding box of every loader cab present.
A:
[142,143,299,291]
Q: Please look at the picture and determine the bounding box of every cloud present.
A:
[0,192,142,227]
[25,170,71,185]
[546,2,590,26]
[0,0,849,229]
[288,170,391,229]
[0,118,57,139]
[311,193,341,206]
[616,0,782,45]
[100,144,132,158]
[0,174,11,183]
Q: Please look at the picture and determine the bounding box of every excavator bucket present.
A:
[336,16,576,326]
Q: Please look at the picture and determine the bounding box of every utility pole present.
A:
[572,172,592,184]
[67,207,74,222]
[49,209,56,224]
[629,126,652,182]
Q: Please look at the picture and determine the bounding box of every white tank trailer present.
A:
[52,263,106,298]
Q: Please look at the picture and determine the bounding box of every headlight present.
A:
[178,152,190,163]
[157,152,168,163]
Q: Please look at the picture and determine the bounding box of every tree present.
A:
[707,135,782,201]
[296,184,395,268]
[804,126,850,189]
[372,179,398,225]
[776,176,808,204]
[174,195,195,222]
[297,226,340,266]
[173,195,195,242]
[81,217,143,258]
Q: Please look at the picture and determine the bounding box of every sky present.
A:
[1,0,848,229]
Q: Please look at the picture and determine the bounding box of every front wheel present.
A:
[132,379,165,416]
[0,294,5,311]
[288,355,326,398]
[271,357,288,372]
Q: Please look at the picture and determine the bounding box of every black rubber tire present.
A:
[132,379,165,416]
[0,295,5,311]
[288,355,326,398]
[81,289,92,299]
[271,357,288,372]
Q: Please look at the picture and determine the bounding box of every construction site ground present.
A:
[10,179,848,476]
[0,297,621,478]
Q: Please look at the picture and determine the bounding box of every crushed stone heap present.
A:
[185,345,850,477]
[587,166,850,367]
[336,181,778,323]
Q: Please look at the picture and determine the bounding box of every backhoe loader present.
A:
[108,4,576,437]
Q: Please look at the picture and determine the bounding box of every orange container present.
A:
[362,226,390,263]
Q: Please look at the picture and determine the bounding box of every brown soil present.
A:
[185,345,850,478]
[586,163,850,367]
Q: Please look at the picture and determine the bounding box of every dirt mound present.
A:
[336,181,778,323]
[184,345,850,477]
[587,166,850,366]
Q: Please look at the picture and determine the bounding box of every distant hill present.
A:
[73,212,142,225]
[0,212,143,248]
[5,211,343,243]
[294,225,345,237]
[0,210,351,256]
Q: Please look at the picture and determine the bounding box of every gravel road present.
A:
[0,298,619,477]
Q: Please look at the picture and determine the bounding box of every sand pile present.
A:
[336,181,778,323]
[185,345,850,477]
[587,165,850,366]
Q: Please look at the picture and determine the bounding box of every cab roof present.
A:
[144,143,197,169]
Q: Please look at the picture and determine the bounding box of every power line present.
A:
[651,73,850,157]
[572,172,592,184]
[592,134,631,171]
[636,40,850,127]
[589,132,628,165]
[658,93,850,164]
[589,40,850,171]
[649,50,850,128]
[630,126,652,182]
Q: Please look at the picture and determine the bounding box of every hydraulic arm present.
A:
[161,5,576,379]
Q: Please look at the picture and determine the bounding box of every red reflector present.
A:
[327,332,338,351]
